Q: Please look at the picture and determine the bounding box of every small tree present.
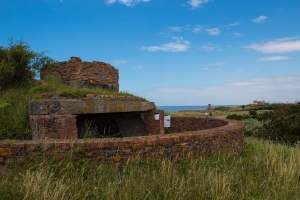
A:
[0,39,55,89]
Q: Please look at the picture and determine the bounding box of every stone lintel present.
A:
[29,99,156,115]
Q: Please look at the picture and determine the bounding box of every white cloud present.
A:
[200,43,220,51]
[141,37,190,52]
[245,37,300,53]
[141,74,300,105]
[170,26,182,32]
[252,15,267,23]
[106,0,116,4]
[134,65,144,70]
[233,32,242,36]
[224,22,240,28]
[169,25,190,32]
[188,0,212,8]
[113,60,127,65]
[106,0,150,6]
[228,22,239,26]
[206,28,220,35]
[258,56,289,61]
[193,25,203,33]
[169,25,202,33]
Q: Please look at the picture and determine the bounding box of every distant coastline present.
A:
[157,105,237,112]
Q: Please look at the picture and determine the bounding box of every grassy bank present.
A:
[1,137,300,200]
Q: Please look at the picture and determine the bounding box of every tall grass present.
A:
[1,137,300,199]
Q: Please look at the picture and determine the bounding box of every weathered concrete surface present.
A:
[29,98,156,115]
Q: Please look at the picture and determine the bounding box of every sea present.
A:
[157,105,237,112]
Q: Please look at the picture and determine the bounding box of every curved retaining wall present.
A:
[169,117,229,133]
[0,119,244,171]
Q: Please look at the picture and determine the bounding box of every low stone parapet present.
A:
[0,119,244,172]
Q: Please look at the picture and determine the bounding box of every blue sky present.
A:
[1,0,300,106]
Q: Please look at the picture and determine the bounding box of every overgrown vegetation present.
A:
[264,104,300,144]
[1,137,300,200]
[0,39,55,90]
[225,104,300,144]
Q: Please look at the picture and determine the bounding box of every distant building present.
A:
[252,100,264,105]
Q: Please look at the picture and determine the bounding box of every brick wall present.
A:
[29,115,77,140]
[40,57,119,91]
[169,117,228,133]
[143,110,164,135]
[0,120,244,172]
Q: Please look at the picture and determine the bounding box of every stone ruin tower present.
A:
[40,56,119,91]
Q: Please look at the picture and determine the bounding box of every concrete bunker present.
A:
[28,95,164,140]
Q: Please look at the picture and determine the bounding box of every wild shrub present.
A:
[249,110,257,116]
[243,118,266,138]
[0,39,55,90]
[264,103,300,144]
[226,114,249,120]
[213,106,232,111]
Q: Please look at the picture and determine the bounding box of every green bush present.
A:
[249,110,257,116]
[213,106,232,111]
[264,104,300,144]
[243,118,266,138]
[226,114,249,120]
[0,39,55,89]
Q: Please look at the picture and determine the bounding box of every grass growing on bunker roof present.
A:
[31,76,145,100]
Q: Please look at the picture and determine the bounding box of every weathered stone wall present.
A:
[0,120,244,172]
[40,57,119,91]
[169,117,228,133]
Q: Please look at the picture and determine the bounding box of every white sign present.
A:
[164,115,171,127]
[154,113,160,120]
